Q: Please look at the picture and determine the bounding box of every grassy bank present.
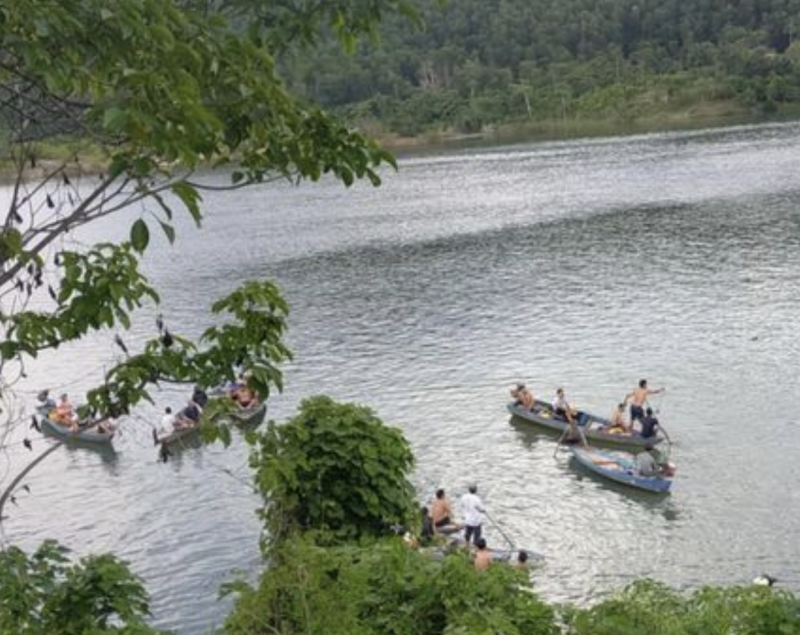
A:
[372,99,800,155]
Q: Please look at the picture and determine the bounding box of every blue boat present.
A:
[569,447,673,493]
[508,401,663,449]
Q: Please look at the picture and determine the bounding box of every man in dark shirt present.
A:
[640,407,660,439]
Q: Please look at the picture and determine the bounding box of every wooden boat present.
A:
[507,401,663,449]
[570,446,673,493]
[155,420,202,449]
[38,413,116,445]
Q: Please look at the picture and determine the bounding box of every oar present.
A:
[484,509,516,551]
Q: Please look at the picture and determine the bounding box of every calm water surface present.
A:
[4,122,800,633]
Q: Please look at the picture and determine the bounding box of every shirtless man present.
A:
[625,379,664,431]
[510,383,534,410]
[473,538,492,570]
[430,488,456,532]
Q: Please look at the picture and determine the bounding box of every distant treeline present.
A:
[280,0,800,137]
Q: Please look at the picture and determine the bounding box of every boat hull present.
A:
[40,415,115,445]
[507,402,662,449]
[228,402,267,428]
[570,447,672,493]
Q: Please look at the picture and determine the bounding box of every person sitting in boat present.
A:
[53,393,79,431]
[431,488,459,533]
[605,402,630,433]
[233,384,258,409]
[36,389,57,413]
[552,388,576,424]
[640,407,661,439]
[636,444,662,477]
[175,399,202,430]
[473,538,492,570]
[510,383,534,410]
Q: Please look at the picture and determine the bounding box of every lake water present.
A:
[3,121,800,633]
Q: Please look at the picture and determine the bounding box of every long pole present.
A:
[484,509,516,551]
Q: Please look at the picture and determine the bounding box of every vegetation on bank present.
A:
[279,0,800,140]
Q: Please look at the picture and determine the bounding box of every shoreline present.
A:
[3,108,798,184]
[373,104,800,156]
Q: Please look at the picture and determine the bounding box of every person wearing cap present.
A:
[460,484,485,546]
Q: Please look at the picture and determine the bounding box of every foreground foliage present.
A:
[565,579,800,635]
[224,537,557,635]
[252,396,417,547]
[0,540,162,635]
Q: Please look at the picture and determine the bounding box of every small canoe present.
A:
[39,414,115,445]
[570,446,673,493]
[155,421,202,449]
[227,402,267,428]
[507,401,663,449]
[423,541,544,564]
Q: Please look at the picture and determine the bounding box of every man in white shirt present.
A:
[460,484,485,546]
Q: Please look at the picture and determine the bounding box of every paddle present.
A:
[484,509,517,551]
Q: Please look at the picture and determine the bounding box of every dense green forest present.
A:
[281,0,800,139]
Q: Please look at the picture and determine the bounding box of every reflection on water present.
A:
[4,122,800,632]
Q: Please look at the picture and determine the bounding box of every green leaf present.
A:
[158,220,175,244]
[130,219,150,253]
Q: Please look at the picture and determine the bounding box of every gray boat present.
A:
[507,401,663,449]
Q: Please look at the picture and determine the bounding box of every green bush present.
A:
[0,540,162,635]
[224,537,557,635]
[567,578,800,635]
[251,396,417,547]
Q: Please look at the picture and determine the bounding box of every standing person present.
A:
[625,379,664,430]
[153,407,177,444]
[460,484,485,547]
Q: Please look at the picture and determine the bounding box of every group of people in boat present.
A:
[511,378,666,440]
[154,376,260,443]
[154,385,209,443]
[417,484,529,570]
[37,390,115,434]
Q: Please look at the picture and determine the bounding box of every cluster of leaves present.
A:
[251,395,417,547]
[224,537,557,635]
[565,579,800,635]
[0,540,163,634]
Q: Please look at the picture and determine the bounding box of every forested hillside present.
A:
[280,0,800,139]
